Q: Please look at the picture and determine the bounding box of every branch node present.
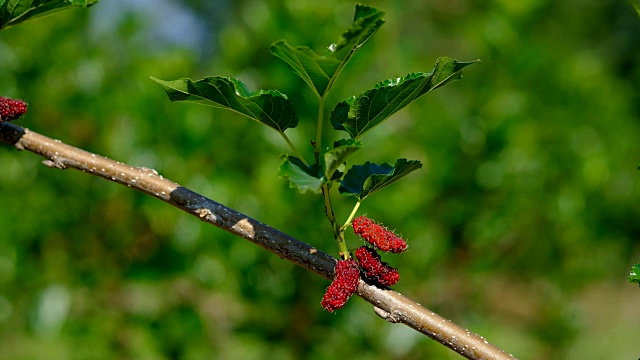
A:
[195,208,215,221]
[374,306,402,323]
[42,158,68,169]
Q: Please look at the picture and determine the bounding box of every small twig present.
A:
[0,122,517,360]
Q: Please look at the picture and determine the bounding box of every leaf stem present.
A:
[340,200,362,232]
[315,94,349,258]
[321,183,349,259]
[314,96,326,162]
[279,131,309,166]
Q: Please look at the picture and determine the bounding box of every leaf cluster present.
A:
[152,4,475,202]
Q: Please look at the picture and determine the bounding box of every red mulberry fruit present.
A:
[355,246,400,286]
[321,259,360,312]
[0,96,28,122]
[352,216,407,253]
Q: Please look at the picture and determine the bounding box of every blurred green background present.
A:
[1,0,640,359]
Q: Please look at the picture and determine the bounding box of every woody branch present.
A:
[0,121,516,360]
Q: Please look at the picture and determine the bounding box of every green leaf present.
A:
[151,76,298,133]
[331,57,478,139]
[279,140,364,194]
[321,139,364,180]
[0,0,97,30]
[632,0,640,18]
[339,159,422,200]
[270,4,385,98]
[278,156,324,194]
[630,263,640,287]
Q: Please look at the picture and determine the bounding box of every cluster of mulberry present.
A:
[320,259,360,312]
[352,215,407,253]
[0,96,28,123]
[355,246,399,286]
[321,216,408,312]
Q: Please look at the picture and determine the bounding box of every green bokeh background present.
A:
[1,1,640,359]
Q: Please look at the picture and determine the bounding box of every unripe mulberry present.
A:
[321,259,360,312]
[0,97,28,122]
[352,216,407,253]
[355,246,400,286]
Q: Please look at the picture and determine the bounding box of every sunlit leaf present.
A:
[321,139,363,180]
[331,57,477,139]
[632,0,640,18]
[339,159,422,200]
[151,76,298,132]
[278,155,323,194]
[270,4,385,97]
[0,0,97,30]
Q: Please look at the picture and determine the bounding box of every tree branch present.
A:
[0,122,517,360]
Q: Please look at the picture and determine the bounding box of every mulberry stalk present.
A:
[352,216,408,253]
[355,246,400,286]
[0,96,28,122]
[321,259,360,312]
